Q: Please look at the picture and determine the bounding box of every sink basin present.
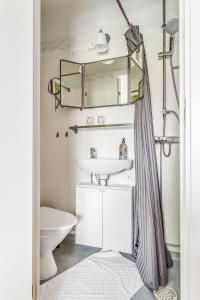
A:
[77,159,133,186]
[77,159,133,175]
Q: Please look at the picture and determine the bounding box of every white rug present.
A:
[40,250,143,300]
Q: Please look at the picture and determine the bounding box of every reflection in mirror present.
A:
[129,44,144,103]
[59,44,144,109]
[60,60,82,107]
[84,57,128,107]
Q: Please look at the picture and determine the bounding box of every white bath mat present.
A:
[40,250,143,300]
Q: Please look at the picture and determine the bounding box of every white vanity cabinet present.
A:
[102,187,133,253]
[76,184,133,253]
[76,185,103,248]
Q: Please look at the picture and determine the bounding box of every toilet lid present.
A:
[40,206,77,230]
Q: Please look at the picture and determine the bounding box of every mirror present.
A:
[60,60,82,108]
[59,44,144,109]
[48,78,61,95]
[84,57,128,107]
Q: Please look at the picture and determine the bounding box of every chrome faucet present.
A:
[90,147,97,159]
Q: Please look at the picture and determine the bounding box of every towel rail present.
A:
[69,124,179,144]
[69,123,134,133]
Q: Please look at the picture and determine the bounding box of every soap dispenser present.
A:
[119,138,127,160]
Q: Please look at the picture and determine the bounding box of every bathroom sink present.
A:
[77,159,133,185]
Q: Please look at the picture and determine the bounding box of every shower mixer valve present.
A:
[161,108,169,115]
[158,51,172,59]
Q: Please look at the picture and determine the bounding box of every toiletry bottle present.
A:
[119,138,127,160]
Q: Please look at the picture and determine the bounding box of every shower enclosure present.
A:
[116,0,180,257]
[158,0,180,252]
[159,0,179,158]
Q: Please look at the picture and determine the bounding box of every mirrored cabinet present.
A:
[84,57,128,107]
[59,43,144,109]
[60,60,83,108]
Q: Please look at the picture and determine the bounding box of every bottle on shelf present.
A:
[119,138,127,160]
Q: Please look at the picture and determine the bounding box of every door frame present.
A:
[33,0,40,299]
[33,0,191,299]
[180,0,200,299]
[179,0,189,298]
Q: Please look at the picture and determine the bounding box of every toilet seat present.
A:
[40,206,77,231]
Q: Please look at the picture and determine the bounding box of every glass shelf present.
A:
[68,124,179,144]
[69,123,134,134]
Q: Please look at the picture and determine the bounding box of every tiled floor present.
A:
[45,234,180,299]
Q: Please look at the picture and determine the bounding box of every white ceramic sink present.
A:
[77,159,133,186]
[77,159,133,175]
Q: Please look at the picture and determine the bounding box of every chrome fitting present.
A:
[158,51,172,59]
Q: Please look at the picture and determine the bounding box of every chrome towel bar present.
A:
[69,123,134,133]
[69,124,179,144]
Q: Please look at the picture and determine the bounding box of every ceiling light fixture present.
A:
[95,29,111,53]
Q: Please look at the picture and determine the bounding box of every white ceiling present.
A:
[42,0,161,14]
[41,0,84,13]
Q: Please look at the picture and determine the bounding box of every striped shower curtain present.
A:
[125,25,173,290]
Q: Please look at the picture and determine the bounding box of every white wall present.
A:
[0,1,34,299]
[41,0,179,248]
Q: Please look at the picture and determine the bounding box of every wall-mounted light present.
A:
[89,29,111,53]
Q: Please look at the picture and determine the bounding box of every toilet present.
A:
[40,206,77,280]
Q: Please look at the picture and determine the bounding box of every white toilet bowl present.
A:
[40,206,77,280]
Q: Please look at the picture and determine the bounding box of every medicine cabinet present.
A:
[59,43,144,109]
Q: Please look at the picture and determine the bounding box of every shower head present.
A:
[166,18,179,53]
[166,18,179,36]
